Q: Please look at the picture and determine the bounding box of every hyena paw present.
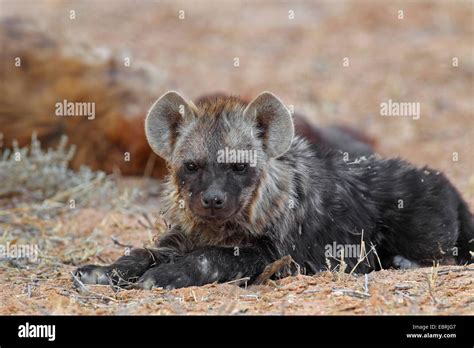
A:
[73,265,112,285]
[392,255,419,270]
[137,264,195,290]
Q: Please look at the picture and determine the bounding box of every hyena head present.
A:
[145,91,294,226]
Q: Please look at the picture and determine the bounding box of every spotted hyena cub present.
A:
[75,91,474,289]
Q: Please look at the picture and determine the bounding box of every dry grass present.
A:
[0,162,472,315]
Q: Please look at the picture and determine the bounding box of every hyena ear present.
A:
[145,91,195,160]
[243,91,294,158]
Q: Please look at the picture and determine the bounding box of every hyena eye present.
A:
[232,163,247,172]
[185,162,198,173]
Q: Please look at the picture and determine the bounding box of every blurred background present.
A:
[1,0,473,205]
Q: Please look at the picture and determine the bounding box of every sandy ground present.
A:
[1,188,473,315]
[0,177,473,316]
[1,1,473,315]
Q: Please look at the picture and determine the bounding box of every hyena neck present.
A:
[160,137,316,246]
[240,137,322,239]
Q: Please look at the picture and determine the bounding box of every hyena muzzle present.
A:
[74,91,474,289]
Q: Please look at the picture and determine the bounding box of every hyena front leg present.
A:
[74,228,190,286]
[74,248,156,286]
[137,246,269,290]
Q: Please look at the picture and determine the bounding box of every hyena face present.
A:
[172,115,262,222]
[145,91,294,224]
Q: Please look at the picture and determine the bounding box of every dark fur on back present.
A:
[75,92,473,289]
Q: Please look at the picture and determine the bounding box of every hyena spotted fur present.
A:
[75,91,474,289]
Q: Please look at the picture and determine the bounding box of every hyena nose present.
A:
[201,190,226,209]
